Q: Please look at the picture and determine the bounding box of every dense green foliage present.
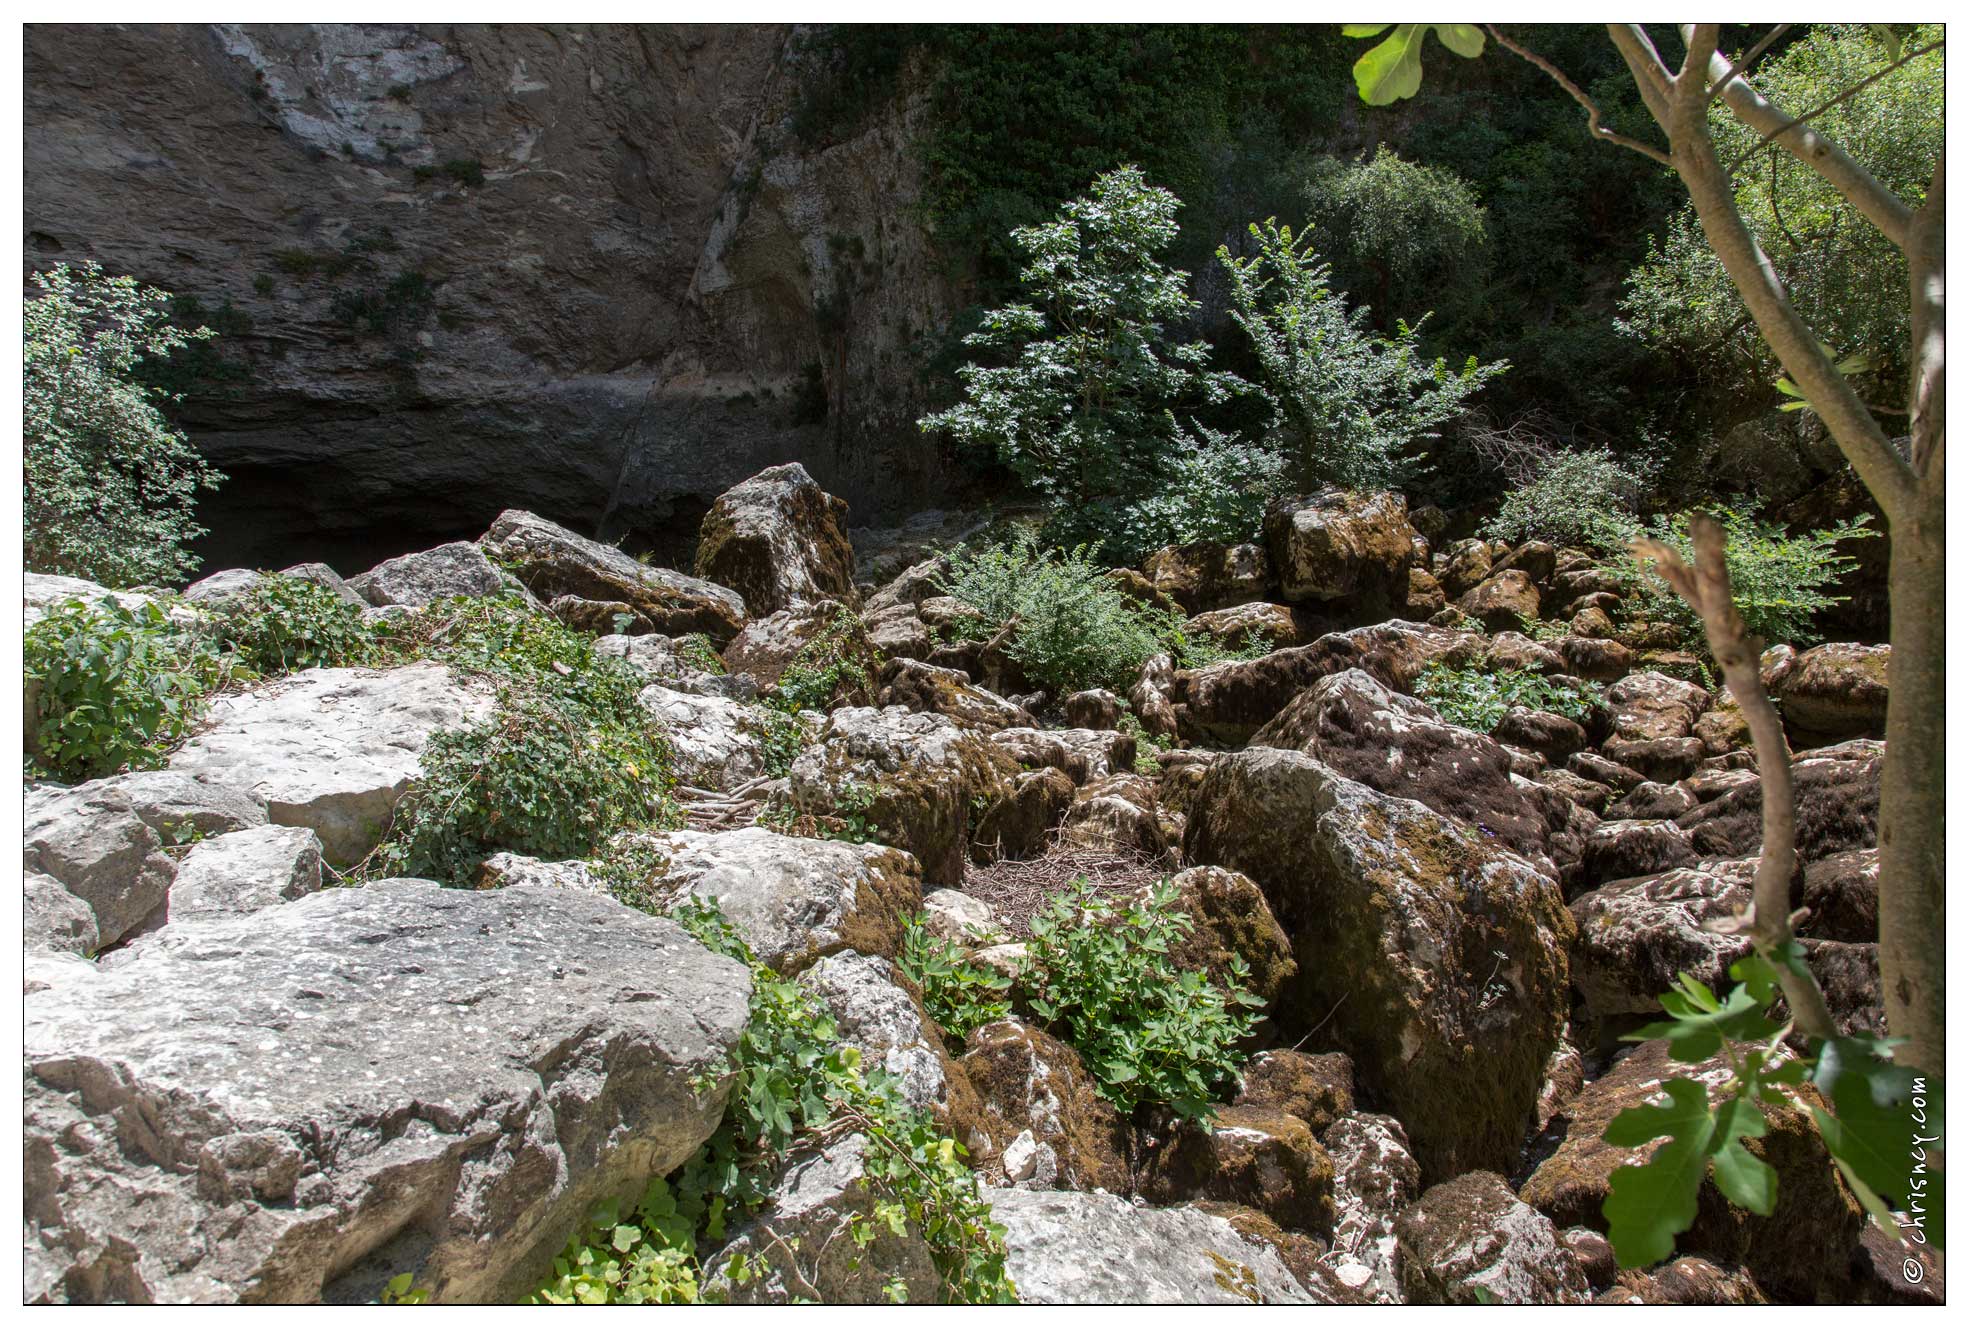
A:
[1021,878,1263,1120]
[934,534,1178,694]
[528,894,1015,1304]
[204,575,373,674]
[1414,663,1600,734]
[25,597,226,781]
[764,610,874,715]
[374,599,680,885]
[1620,25,1943,400]
[24,263,224,586]
[1610,507,1877,648]
[1220,217,1506,490]
[918,167,1252,559]
[1481,447,1651,554]
[898,914,1014,1043]
[1600,951,1942,1268]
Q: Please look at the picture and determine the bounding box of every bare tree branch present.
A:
[1607,23,1675,129]
[1487,26,1671,165]
[1694,33,1917,246]
[1724,38,1946,176]
[1633,516,1837,1041]
[1907,153,1946,482]
[1705,24,1791,107]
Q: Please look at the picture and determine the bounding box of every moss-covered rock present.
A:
[693,462,857,618]
[1142,1106,1337,1235]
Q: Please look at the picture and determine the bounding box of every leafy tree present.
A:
[1218,217,1506,490]
[1620,24,1943,400]
[1299,145,1492,331]
[1481,446,1649,553]
[918,166,1251,556]
[24,262,224,586]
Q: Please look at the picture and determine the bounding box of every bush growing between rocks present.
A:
[528,897,1015,1304]
[1414,662,1599,734]
[899,914,1014,1042]
[1022,877,1264,1120]
[1606,506,1875,648]
[765,609,874,714]
[25,595,228,781]
[1481,446,1650,554]
[204,574,372,674]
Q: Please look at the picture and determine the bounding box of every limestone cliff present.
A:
[24,23,956,573]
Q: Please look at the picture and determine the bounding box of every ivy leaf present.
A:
[1346,23,1487,104]
[1602,1078,1717,1267]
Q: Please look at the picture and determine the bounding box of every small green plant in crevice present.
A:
[1021,877,1263,1121]
[1413,662,1600,734]
[898,914,1013,1044]
[527,897,1016,1305]
[378,1274,431,1305]
[25,596,228,781]
[765,610,874,715]
[1599,951,1943,1271]
[203,574,372,675]
[1118,713,1170,776]
[672,632,726,676]
[1169,626,1274,671]
[742,705,810,779]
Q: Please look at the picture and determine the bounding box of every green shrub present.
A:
[25,596,226,781]
[899,914,1013,1043]
[1414,663,1600,734]
[766,610,873,714]
[205,574,372,674]
[1021,878,1262,1120]
[1482,447,1649,553]
[743,705,810,779]
[1609,506,1877,648]
[672,632,726,676]
[1219,216,1505,491]
[373,598,680,885]
[528,897,1015,1304]
[935,533,1178,695]
[24,262,225,585]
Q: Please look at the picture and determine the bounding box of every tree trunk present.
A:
[1878,484,1947,1077]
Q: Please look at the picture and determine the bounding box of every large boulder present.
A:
[1234,1050,1355,1135]
[702,1134,938,1304]
[1676,740,1881,863]
[970,767,1076,863]
[1568,859,1756,1017]
[23,881,750,1304]
[634,684,766,790]
[878,657,1034,732]
[1164,866,1297,1011]
[593,632,757,701]
[1778,642,1891,743]
[481,509,747,643]
[166,663,495,865]
[1185,749,1574,1180]
[789,706,1015,886]
[1601,671,1711,781]
[631,826,922,973]
[984,1187,1323,1304]
[1250,668,1553,866]
[1519,1039,1862,1301]
[693,463,857,618]
[25,871,99,957]
[1394,1171,1588,1304]
[1141,540,1271,614]
[23,573,196,632]
[1058,774,1170,861]
[1265,490,1417,616]
[346,541,515,608]
[164,825,326,922]
[1183,601,1309,653]
[721,600,876,698]
[23,782,177,951]
[959,1020,1132,1194]
[1174,621,1484,745]
[1310,1113,1423,1303]
[1456,569,1540,632]
[84,770,268,841]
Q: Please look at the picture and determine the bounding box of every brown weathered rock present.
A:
[1184,748,1574,1180]
[878,657,1033,731]
[1799,848,1878,942]
[1182,601,1306,652]
[1175,621,1484,745]
[1250,668,1554,866]
[1265,490,1418,615]
[1129,652,1180,740]
[1607,781,1699,821]
[1520,1040,1862,1301]
[1483,631,1565,675]
[1495,707,1590,763]
[1394,1171,1588,1304]
[1537,767,1617,817]
[1163,866,1297,1010]
[1569,750,1646,793]
[1141,540,1272,614]
[1577,819,1699,890]
[1569,859,1755,1017]
[1061,688,1125,730]
[1437,539,1493,600]
[988,727,1136,786]
[482,510,747,642]
[1143,1107,1337,1235]
[959,1020,1132,1193]
[1779,642,1891,742]
[1059,774,1169,860]
[1457,568,1540,632]
[1235,1050,1354,1134]
[694,463,856,617]
[1404,567,1447,617]
[1311,1112,1423,1303]
[722,600,878,699]
[1676,740,1881,863]
[1558,633,1635,681]
[1604,1257,1768,1305]
[970,767,1075,863]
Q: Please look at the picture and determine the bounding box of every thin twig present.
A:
[1725,38,1945,175]
[1487,25,1673,165]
